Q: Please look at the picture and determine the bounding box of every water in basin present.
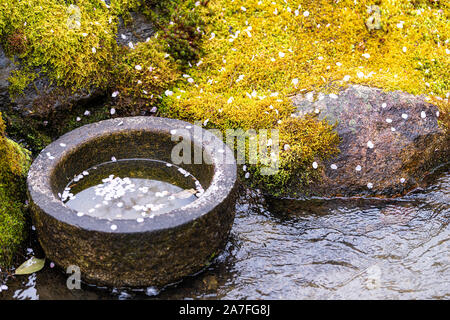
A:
[61,159,204,220]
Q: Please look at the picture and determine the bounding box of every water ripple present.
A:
[1,170,448,300]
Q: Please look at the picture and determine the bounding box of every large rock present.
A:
[291,85,449,197]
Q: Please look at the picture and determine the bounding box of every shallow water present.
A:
[1,168,448,300]
[63,159,201,220]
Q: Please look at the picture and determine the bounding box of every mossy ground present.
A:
[0,113,31,267]
[160,0,449,193]
[0,0,449,195]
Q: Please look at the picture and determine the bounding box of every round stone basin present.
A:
[27,116,237,288]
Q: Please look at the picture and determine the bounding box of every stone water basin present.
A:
[26,117,237,287]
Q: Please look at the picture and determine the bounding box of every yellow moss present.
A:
[166,0,449,103]
[0,0,199,121]
[0,0,120,95]
[7,69,37,98]
[0,187,27,267]
[112,40,180,113]
[160,0,449,193]
[278,116,340,173]
[0,113,31,190]
[245,116,340,195]
[0,112,4,135]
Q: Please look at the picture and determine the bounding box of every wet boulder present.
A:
[291,85,449,198]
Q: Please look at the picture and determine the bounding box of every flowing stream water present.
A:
[0,167,448,300]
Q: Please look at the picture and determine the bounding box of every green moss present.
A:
[2,102,117,154]
[0,187,27,267]
[111,40,179,114]
[2,111,53,153]
[0,113,31,267]
[1,0,117,95]
[7,69,37,98]
[140,0,208,66]
[60,105,112,134]
[0,0,189,107]
[0,0,202,150]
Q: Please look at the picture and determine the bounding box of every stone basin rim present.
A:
[27,116,237,234]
